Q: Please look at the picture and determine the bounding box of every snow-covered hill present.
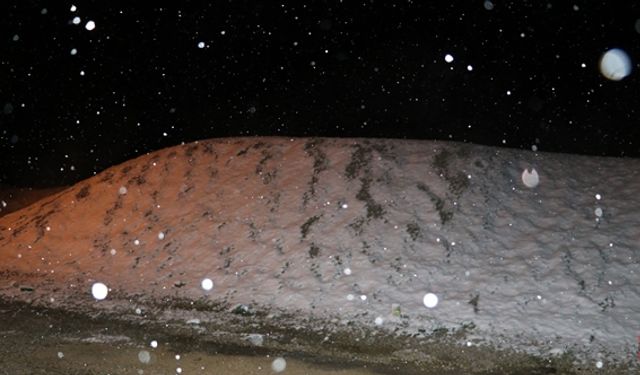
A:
[0,137,638,372]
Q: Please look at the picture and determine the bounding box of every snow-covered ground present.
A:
[0,137,638,372]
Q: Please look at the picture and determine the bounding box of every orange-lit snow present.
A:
[0,137,638,367]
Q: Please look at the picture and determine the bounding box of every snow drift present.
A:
[0,137,638,372]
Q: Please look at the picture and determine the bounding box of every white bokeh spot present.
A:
[599,48,631,81]
[138,350,151,364]
[91,282,108,300]
[423,292,439,308]
[271,357,287,372]
[201,278,214,291]
[522,168,539,188]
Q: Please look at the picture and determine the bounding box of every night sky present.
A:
[1,2,639,187]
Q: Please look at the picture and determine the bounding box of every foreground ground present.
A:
[0,299,611,374]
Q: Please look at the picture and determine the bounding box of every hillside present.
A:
[0,137,638,373]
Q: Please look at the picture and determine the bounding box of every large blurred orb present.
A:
[599,48,632,81]
[91,282,108,300]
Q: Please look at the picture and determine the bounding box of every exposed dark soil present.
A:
[0,298,630,374]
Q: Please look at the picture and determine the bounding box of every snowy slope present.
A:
[0,137,638,371]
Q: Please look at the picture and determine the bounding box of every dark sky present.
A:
[1,1,639,187]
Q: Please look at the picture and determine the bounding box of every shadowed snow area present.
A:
[0,184,68,218]
[0,137,638,372]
